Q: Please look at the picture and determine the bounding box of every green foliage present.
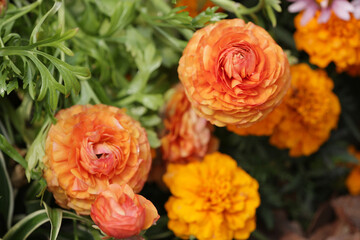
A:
[1,0,359,239]
[0,151,14,230]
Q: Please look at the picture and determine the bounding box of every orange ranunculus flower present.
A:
[175,0,219,17]
[294,12,360,76]
[164,152,260,240]
[43,104,152,215]
[161,84,218,164]
[91,184,159,239]
[270,64,341,157]
[227,103,286,136]
[178,19,291,128]
[346,146,360,196]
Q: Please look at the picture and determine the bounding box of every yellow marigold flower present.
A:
[294,12,360,76]
[227,103,286,136]
[163,152,260,240]
[270,64,341,157]
[43,104,152,215]
[346,146,360,196]
[178,19,291,128]
[175,0,219,17]
[161,84,218,164]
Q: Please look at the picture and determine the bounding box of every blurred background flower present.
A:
[294,11,360,75]
[346,146,360,196]
[163,152,260,240]
[288,0,354,25]
[160,84,218,164]
[175,0,219,17]
[270,64,341,156]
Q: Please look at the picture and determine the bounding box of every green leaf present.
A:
[140,114,162,127]
[102,0,136,37]
[62,210,93,225]
[192,7,227,28]
[6,79,18,95]
[93,0,122,16]
[265,5,277,27]
[0,71,7,97]
[137,94,164,111]
[25,119,51,181]
[29,0,63,44]
[0,151,14,230]
[265,0,282,12]
[2,209,49,240]
[146,129,161,148]
[0,134,27,169]
[76,80,101,105]
[44,203,63,240]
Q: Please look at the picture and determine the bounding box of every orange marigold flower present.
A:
[161,84,218,164]
[270,64,341,157]
[227,103,286,136]
[346,146,360,196]
[163,152,260,240]
[43,104,152,215]
[178,19,291,128]
[175,0,218,17]
[294,12,360,76]
[90,184,159,239]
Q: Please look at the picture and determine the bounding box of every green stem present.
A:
[211,0,264,18]
[73,220,79,240]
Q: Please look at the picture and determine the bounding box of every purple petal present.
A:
[301,6,318,25]
[354,0,360,18]
[318,8,332,23]
[355,8,360,19]
[333,0,355,12]
[332,0,354,20]
[288,0,309,13]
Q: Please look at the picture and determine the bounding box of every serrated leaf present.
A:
[192,7,227,28]
[6,79,18,95]
[44,203,63,240]
[0,151,14,230]
[2,209,49,240]
[29,0,63,44]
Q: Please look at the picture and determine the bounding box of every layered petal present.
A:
[178,19,291,128]
[90,184,159,239]
[161,84,218,164]
[43,104,152,214]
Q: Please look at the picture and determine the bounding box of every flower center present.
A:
[288,86,330,125]
[79,130,123,178]
[200,175,232,211]
[217,43,261,95]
